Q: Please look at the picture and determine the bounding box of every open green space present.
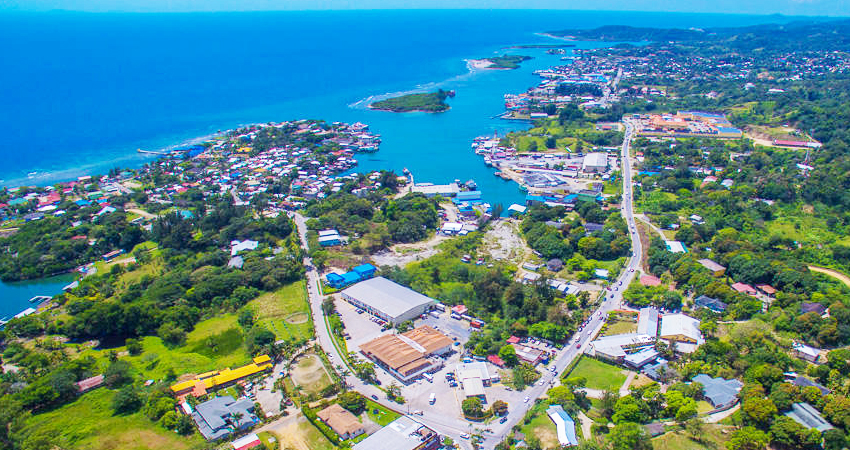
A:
[566,356,628,391]
[518,403,560,449]
[23,388,205,450]
[364,399,402,426]
[651,425,733,450]
[290,353,333,395]
[248,280,313,341]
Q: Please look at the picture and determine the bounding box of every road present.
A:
[290,120,643,449]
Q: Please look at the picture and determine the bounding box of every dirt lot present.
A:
[480,219,529,263]
[371,233,450,267]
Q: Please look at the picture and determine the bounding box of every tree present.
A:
[498,344,519,367]
[157,322,186,346]
[462,397,485,418]
[741,397,778,428]
[608,422,652,450]
[238,309,255,329]
[611,396,647,424]
[338,391,366,415]
[0,397,26,449]
[823,429,847,450]
[769,416,821,450]
[112,385,143,415]
[492,400,508,416]
[547,386,575,408]
[727,426,769,450]
[685,417,704,442]
[104,360,134,387]
[125,338,143,356]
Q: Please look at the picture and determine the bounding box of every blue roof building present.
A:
[546,405,578,447]
[455,191,482,202]
[352,264,377,279]
[692,374,742,410]
[785,402,834,433]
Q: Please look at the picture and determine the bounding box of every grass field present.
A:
[519,404,559,449]
[272,419,336,450]
[23,388,205,450]
[651,424,733,450]
[567,357,628,391]
[601,318,637,336]
[364,399,401,426]
[247,281,313,342]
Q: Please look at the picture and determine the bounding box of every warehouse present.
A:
[359,326,453,382]
[582,152,608,173]
[340,277,436,324]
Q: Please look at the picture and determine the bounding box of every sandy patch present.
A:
[286,312,309,324]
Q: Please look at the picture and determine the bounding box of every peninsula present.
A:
[369,89,454,112]
[469,54,532,70]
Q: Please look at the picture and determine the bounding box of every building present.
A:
[411,183,460,198]
[75,374,104,393]
[340,277,437,324]
[230,239,259,255]
[359,326,452,382]
[326,263,377,289]
[786,373,830,396]
[353,416,441,450]
[590,333,656,362]
[792,342,821,363]
[582,153,608,173]
[694,295,727,314]
[170,355,273,397]
[664,240,688,253]
[547,258,564,272]
[785,403,834,433]
[692,374,742,411]
[318,231,343,247]
[636,307,659,337]
[546,405,579,447]
[624,347,660,369]
[698,259,726,276]
[231,434,262,450]
[731,282,757,296]
[659,314,703,353]
[456,362,492,401]
[511,344,546,365]
[317,404,365,440]
[192,395,258,440]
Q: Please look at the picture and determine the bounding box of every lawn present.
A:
[519,404,559,449]
[290,353,333,395]
[697,401,715,414]
[23,388,205,450]
[651,424,733,450]
[601,318,637,336]
[364,399,401,426]
[77,312,252,381]
[272,419,336,450]
[567,356,628,392]
[247,281,313,342]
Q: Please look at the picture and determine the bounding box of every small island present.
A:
[369,89,454,113]
[470,54,532,70]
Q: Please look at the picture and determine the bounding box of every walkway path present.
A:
[576,410,594,439]
[619,372,636,397]
[703,404,740,423]
[808,265,850,288]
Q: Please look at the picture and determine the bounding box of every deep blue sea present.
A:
[0,9,809,319]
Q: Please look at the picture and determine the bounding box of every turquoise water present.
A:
[0,274,75,322]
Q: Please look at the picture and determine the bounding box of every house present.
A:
[791,342,821,363]
[351,263,377,280]
[697,259,726,276]
[511,344,546,365]
[692,374,742,411]
[546,405,579,447]
[664,240,688,253]
[640,275,661,287]
[594,268,610,280]
[192,395,259,440]
[659,314,703,353]
[487,355,506,368]
[456,362,491,400]
[75,374,104,393]
[624,347,660,369]
[352,416,440,450]
[317,404,365,440]
[786,373,830,396]
[227,256,244,269]
[231,434,262,450]
[785,403,834,433]
[230,239,259,255]
[731,282,757,296]
[584,222,604,233]
[546,259,564,272]
[755,284,776,297]
[801,302,826,316]
[694,295,727,313]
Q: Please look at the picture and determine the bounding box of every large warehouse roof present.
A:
[341,277,436,319]
[359,326,451,376]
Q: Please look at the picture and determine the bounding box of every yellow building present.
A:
[170,355,273,397]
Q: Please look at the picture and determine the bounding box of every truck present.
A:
[429,393,436,404]
[423,373,433,383]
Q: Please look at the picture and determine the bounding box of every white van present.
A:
[423,373,433,383]
[429,393,436,404]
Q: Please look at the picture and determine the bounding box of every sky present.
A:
[1,0,848,16]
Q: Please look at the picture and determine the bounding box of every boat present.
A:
[402,167,410,175]
[519,185,528,191]
[465,179,477,190]
[29,295,51,304]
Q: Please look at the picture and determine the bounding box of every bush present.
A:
[112,385,143,415]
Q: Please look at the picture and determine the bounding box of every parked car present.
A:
[460,433,471,439]
[499,416,508,424]
[371,394,378,400]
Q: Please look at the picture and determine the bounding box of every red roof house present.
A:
[75,374,104,393]
[487,355,506,368]
[731,282,757,296]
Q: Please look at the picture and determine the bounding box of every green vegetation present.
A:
[566,357,628,392]
[369,89,453,112]
[482,54,532,69]
[364,398,401,426]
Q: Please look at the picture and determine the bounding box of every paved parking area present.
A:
[416,310,471,343]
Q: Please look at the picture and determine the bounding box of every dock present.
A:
[29,295,51,303]
[137,148,170,155]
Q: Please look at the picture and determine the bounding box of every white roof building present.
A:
[582,153,608,173]
[660,313,704,353]
[340,277,436,324]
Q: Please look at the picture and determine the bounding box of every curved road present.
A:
[291,118,643,449]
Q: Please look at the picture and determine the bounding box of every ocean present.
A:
[0,9,806,319]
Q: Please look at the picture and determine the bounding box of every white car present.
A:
[460,433,471,439]
[523,396,530,403]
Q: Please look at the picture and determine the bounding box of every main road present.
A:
[291,118,642,449]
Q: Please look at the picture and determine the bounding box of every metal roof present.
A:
[353,417,436,450]
[341,277,436,320]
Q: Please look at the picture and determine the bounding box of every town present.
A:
[1,16,850,450]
